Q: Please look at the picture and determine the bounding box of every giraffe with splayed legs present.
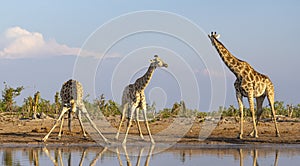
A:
[115,55,168,145]
[42,79,109,143]
[208,32,280,139]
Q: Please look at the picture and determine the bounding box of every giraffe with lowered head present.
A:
[42,79,109,143]
[208,32,280,139]
[115,55,168,144]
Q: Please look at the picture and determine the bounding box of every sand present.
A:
[0,115,299,147]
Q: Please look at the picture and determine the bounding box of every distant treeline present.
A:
[0,82,299,119]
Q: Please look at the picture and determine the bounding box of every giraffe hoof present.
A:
[237,134,243,139]
[249,132,254,137]
[57,136,61,140]
[104,139,111,145]
[249,131,258,138]
[140,135,145,140]
[276,133,280,137]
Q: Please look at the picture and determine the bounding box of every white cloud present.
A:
[0,26,80,59]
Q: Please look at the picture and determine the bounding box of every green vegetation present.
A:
[1,82,24,112]
[1,83,300,121]
[94,94,120,117]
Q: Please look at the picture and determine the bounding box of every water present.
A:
[0,144,300,166]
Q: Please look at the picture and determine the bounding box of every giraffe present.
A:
[42,79,109,143]
[115,55,168,144]
[208,32,280,139]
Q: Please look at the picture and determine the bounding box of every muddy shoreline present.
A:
[1,116,300,148]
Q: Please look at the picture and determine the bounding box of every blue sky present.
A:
[0,1,300,111]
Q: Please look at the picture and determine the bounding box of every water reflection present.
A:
[239,149,279,166]
[1,145,300,166]
[43,146,107,166]
[115,144,155,166]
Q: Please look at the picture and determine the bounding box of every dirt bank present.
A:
[0,115,299,146]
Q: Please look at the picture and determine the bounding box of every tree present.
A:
[274,101,287,116]
[32,91,40,119]
[54,92,60,114]
[22,96,33,118]
[1,82,24,112]
[94,94,120,117]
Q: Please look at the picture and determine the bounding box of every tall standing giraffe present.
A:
[115,55,168,144]
[42,79,108,143]
[208,32,280,139]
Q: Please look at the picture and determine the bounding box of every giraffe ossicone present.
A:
[42,79,109,143]
[115,55,168,145]
[208,32,280,139]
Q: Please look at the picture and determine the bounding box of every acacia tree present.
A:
[1,82,24,112]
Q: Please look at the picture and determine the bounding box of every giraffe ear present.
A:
[216,34,220,39]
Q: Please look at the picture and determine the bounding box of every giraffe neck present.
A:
[212,38,246,77]
[134,64,156,91]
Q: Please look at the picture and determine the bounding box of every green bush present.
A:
[94,94,120,117]
[159,108,172,119]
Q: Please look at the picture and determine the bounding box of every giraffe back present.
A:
[60,79,84,107]
[122,84,138,105]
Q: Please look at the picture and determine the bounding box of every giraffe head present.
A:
[208,32,220,47]
[150,55,168,68]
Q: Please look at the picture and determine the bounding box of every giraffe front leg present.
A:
[142,109,155,144]
[77,109,87,139]
[82,108,110,143]
[42,107,69,142]
[248,94,258,138]
[116,103,128,140]
[58,114,64,139]
[236,93,244,139]
[123,105,136,145]
[68,109,72,132]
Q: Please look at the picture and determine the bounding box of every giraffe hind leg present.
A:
[250,95,265,137]
[266,90,280,137]
[136,108,144,140]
